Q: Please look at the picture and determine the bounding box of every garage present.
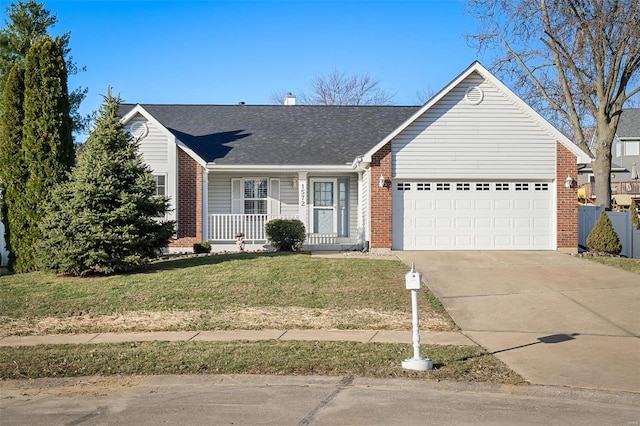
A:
[392,180,554,250]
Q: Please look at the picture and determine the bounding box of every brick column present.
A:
[556,141,578,253]
[369,142,393,252]
[171,149,203,249]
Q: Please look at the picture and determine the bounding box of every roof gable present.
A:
[363,61,591,164]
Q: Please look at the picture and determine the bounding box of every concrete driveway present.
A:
[395,251,640,393]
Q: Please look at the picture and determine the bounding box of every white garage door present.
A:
[392,181,554,250]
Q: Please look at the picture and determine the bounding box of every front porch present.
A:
[206,214,361,251]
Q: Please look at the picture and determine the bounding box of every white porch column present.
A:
[298,171,308,231]
[357,171,364,245]
[202,169,209,240]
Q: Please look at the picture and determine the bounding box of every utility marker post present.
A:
[402,263,433,371]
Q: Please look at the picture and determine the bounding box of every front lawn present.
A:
[583,256,640,275]
[0,252,454,336]
[0,252,525,384]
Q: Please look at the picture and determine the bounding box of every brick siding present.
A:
[556,141,578,251]
[170,149,203,248]
[369,142,393,250]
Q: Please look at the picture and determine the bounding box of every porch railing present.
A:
[580,181,640,199]
[306,233,338,245]
[207,214,299,242]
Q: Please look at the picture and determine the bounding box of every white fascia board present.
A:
[362,61,484,163]
[175,140,207,168]
[206,164,354,173]
[362,61,592,165]
[120,104,207,168]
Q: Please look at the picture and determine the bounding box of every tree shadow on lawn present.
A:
[132,251,305,275]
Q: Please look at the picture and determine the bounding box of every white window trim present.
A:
[153,173,167,197]
[231,177,280,215]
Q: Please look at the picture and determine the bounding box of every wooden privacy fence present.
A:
[578,205,640,258]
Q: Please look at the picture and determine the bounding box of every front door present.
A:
[311,179,337,234]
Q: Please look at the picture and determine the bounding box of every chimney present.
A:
[284,92,296,106]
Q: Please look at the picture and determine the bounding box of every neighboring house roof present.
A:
[363,61,591,164]
[118,104,420,166]
[616,108,640,138]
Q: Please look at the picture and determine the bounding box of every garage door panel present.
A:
[455,199,473,210]
[475,199,492,210]
[514,217,533,228]
[534,199,550,209]
[494,199,511,210]
[436,217,452,228]
[435,235,453,247]
[514,199,532,210]
[415,199,433,209]
[494,235,512,247]
[436,199,453,209]
[415,217,434,229]
[393,180,554,250]
[494,217,511,228]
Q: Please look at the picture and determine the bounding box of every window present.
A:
[515,183,529,191]
[397,182,411,191]
[416,183,430,191]
[153,175,166,197]
[476,183,490,191]
[495,183,510,191]
[456,183,470,191]
[535,183,549,191]
[436,183,451,191]
[243,179,268,214]
[624,141,640,156]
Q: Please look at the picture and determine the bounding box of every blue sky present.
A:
[2,1,483,139]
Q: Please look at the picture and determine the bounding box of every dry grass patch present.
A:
[1,307,454,336]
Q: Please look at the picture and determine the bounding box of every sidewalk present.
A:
[0,329,475,347]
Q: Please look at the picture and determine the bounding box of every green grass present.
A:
[0,253,526,384]
[1,253,422,317]
[583,256,640,274]
[0,340,525,384]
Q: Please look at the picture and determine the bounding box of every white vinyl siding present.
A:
[392,72,557,180]
[208,173,360,240]
[208,174,297,215]
[132,116,169,166]
[128,114,176,222]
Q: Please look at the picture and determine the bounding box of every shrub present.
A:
[265,219,306,251]
[587,211,622,255]
[193,241,211,254]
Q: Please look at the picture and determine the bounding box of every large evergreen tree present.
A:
[0,0,87,133]
[39,89,174,276]
[15,35,74,272]
[0,62,25,270]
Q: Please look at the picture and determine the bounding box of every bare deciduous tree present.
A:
[269,70,395,106]
[415,87,436,105]
[467,0,640,207]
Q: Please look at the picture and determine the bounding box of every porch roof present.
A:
[119,104,420,166]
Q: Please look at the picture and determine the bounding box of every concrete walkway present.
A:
[396,251,640,393]
[0,329,475,347]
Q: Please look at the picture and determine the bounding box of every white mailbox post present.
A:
[402,263,433,371]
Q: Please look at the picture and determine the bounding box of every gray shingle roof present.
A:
[617,108,640,138]
[119,104,420,165]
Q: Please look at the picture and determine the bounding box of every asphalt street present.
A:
[2,375,639,425]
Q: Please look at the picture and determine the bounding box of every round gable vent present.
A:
[129,121,149,139]
[465,86,484,105]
